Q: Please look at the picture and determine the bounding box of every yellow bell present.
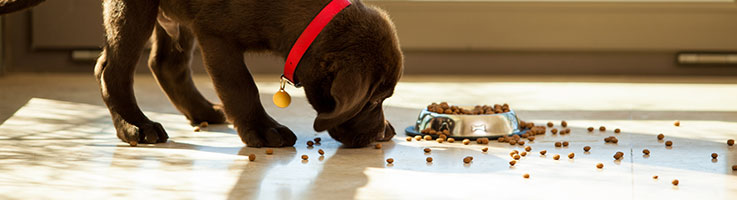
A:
[273,89,291,108]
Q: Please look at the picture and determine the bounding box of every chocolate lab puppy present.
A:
[1,0,403,147]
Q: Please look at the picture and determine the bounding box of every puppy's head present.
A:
[297,3,402,147]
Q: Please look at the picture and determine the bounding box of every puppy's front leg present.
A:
[197,36,296,147]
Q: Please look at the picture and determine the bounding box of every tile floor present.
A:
[0,74,736,199]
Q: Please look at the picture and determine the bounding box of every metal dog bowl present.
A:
[405,107,525,139]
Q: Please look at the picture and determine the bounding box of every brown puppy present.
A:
[2,0,403,147]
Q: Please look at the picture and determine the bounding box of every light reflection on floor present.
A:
[0,75,736,199]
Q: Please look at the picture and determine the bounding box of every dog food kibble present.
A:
[199,121,209,128]
[672,179,679,186]
[528,136,535,141]
[265,149,274,155]
[643,149,650,155]
[525,146,532,152]
[386,158,394,164]
[463,139,471,145]
[657,133,665,140]
[426,157,433,162]
[248,154,256,161]
[436,138,444,143]
[301,155,309,160]
[614,152,624,160]
[553,154,561,160]
[674,121,680,127]
[568,153,575,159]
[128,141,138,147]
[415,136,422,141]
[518,141,526,145]
[564,128,571,134]
[732,165,737,171]
[711,153,718,159]
[307,141,314,147]
[562,141,569,147]
[614,128,621,133]
[523,173,530,179]
[509,140,517,145]
[482,147,489,152]
[406,137,412,141]
[599,126,606,131]
[653,175,658,179]
[521,152,528,157]
[463,157,472,163]
[611,138,618,144]
[583,146,591,152]
[448,138,455,143]
[551,128,558,134]
[374,144,382,149]
[555,141,562,147]
[193,126,201,132]
[547,122,554,127]
[588,127,594,132]
[424,135,433,141]
[424,148,431,153]
[513,154,521,160]
[728,139,735,146]
[510,150,519,157]
[596,163,604,169]
[509,160,517,166]
[318,149,325,155]
[314,137,321,143]
[540,150,547,155]
[665,140,673,147]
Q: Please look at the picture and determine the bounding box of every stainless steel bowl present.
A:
[405,107,524,139]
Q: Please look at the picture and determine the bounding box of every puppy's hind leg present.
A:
[95,0,167,144]
[148,16,226,126]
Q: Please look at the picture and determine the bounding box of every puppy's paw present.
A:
[188,104,227,126]
[236,119,297,148]
[375,121,396,142]
[114,120,169,145]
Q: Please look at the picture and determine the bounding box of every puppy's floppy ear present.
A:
[313,68,373,132]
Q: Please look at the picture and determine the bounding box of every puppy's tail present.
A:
[0,0,45,15]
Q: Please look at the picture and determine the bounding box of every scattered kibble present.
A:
[587,127,594,132]
[568,153,575,159]
[728,139,734,146]
[520,152,527,157]
[525,146,532,152]
[265,149,274,155]
[613,152,624,160]
[406,137,412,141]
[599,126,606,131]
[563,128,571,134]
[424,135,432,141]
[510,150,519,157]
[424,148,431,153]
[553,154,560,160]
[523,173,530,179]
[509,140,517,145]
[482,147,489,152]
[518,141,526,145]
[665,140,673,147]
[509,160,516,166]
[547,122,554,127]
[583,146,591,152]
[199,121,209,128]
[672,179,679,186]
[193,126,201,132]
[653,175,658,179]
[561,120,568,127]
[540,150,547,155]
[596,163,604,169]
[463,139,471,145]
[436,138,444,143]
[307,141,314,147]
[463,156,473,163]
[562,141,569,147]
[732,165,737,171]
[614,128,621,133]
[314,137,321,143]
[448,138,455,143]
[129,141,138,147]
[711,153,718,159]
[551,129,558,134]
[426,157,433,162]
[657,133,665,140]
[301,155,309,160]
[318,149,325,155]
[555,141,562,147]
[674,121,680,127]
[514,154,521,160]
[386,158,394,164]
[248,154,256,161]
[643,149,650,155]
[415,136,422,141]
[528,136,535,141]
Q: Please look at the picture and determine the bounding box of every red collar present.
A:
[283,0,351,86]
